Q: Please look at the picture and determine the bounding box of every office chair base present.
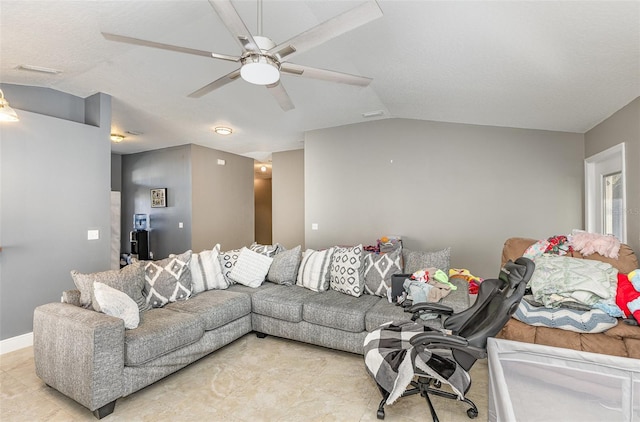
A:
[375,377,478,421]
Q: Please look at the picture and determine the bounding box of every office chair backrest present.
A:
[446,257,535,370]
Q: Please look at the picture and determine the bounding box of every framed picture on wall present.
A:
[151,188,167,208]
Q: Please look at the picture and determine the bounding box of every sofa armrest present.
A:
[33,302,125,412]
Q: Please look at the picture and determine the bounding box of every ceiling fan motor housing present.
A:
[240,35,281,85]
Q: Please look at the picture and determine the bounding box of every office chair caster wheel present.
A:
[433,380,442,388]
[377,409,385,420]
[467,408,478,418]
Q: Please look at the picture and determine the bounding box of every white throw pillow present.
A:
[296,248,335,292]
[93,281,140,329]
[190,244,227,293]
[229,247,273,288]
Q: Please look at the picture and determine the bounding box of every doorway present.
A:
[254,161,272,244]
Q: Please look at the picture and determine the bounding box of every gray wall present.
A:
[305,118,585,278]
[1,89,111,341]
[191,144,254,252]
[121,145,192,259]
[585,96,640,254]
[111,153,122,191]
[272,149,305,249]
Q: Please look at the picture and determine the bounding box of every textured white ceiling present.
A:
[1,1,638,158]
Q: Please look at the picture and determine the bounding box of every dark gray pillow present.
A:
[142,250,192,308]
[267,245,302,285]
[402,247,451,274]
[71,262,149,312]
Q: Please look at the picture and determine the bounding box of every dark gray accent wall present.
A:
[1,90,111,340]
[121,145,192,259]
[585,96,640,254]
[272,149,305,249]
[304,118,585,278]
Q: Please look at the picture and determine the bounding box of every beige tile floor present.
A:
[0,334,488,422]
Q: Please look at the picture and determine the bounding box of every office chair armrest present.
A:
[406,302,454,315]
[409,332,468,347]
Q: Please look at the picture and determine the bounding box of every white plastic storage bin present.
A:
[487,338,640,422]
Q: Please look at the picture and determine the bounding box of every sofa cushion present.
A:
[252,284,320,323]
[124,308,204,366]
[330,244,365,297]
[267,245,302,285]
[249,242,281,257]
[363,249,402,298]
[218,248,242,285]
[303,290,380,332]
[71,262,149,312]
[190,244,227,294]
[227,280,279,296]
[297,248,335,292]
[142,250,193,308]
[93,281,140,329]
[229,247,273,288]
[403,247,451,274]
[164,289,251,331]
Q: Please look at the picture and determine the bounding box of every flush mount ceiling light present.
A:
[260,165,267,172]
[214,126,233,135]
[110,133,125,143]
[0,89,19,122]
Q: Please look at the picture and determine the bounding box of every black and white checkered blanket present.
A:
[364,320,471,405]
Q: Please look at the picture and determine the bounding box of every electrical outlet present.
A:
[87,229,99,240]
[312,223,318,230]
[149,251,154,259]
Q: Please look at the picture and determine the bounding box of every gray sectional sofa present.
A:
[33,252,469,419]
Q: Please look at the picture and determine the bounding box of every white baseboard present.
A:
[0,332,33,355]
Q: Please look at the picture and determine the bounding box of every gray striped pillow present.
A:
[296,248,335,292]
[514,299,617,333]
[190,244,227,294]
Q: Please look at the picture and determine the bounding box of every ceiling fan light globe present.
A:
[240,56,280,85]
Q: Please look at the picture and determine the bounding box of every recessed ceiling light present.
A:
[214,126,233,135]
[260,166,267,172]
[17,64,62,74]
[110,134,125,143]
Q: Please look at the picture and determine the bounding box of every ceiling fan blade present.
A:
[188,69,242,98]
[266,81,295,111]
[102,32,239,62]
[281,63,372,87]
[208,0,261,53]
[269,0,383,61]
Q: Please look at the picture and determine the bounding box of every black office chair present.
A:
[364,257,535,422]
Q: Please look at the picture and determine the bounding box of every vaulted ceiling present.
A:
[1,1,638,160]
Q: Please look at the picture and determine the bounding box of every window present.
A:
[585,143,626,242]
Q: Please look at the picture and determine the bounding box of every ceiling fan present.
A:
[102,0,383,111]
